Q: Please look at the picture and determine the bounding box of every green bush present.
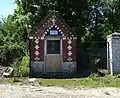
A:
[11,59,21,77]
[11,56,29,77]
[0,43,25,66]
[88,73,99,79]
[18,56,29,77]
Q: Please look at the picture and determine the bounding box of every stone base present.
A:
[62,62,77,72]
[30,61,77,77]
[30,61,44,73]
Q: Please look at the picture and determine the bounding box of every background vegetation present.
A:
[0,0,120,76]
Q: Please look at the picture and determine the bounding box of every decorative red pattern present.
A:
[62,38,76,62]
[71,39,76,61]
[29,38,44,61]
[62,39,68,62]
[29,39,36,61]
[38,39,44,61]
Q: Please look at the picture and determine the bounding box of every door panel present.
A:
[45,55,61,72]
[45,37,62,72]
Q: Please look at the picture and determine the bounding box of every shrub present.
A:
[11,56,29,77]
[18,56,30,77]
[0,43,25,66]
[11,59,21,77]
[88,73,99,79]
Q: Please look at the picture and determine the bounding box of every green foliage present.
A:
[11,59,21,77]
[38,76,120,88]
[18,56,30,77]
[1,76,120,88]
[1,0,120,75]
[11,56,29,77]
[88,73,99,78]
[0,43,25,66]
[0,1,31,67]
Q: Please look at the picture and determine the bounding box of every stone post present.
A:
[107,32,120,75]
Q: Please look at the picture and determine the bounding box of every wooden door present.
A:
[45,37,62,72]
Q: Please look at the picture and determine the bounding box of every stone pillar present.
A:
[107,32,120,75]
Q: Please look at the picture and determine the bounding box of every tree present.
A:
[107,0,120,33]
[1,0,120,71]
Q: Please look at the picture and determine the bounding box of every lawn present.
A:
[39,76,120,88]
[1,75,120,88]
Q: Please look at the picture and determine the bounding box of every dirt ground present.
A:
[0,84,120,98]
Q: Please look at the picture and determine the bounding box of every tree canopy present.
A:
[0,0,120,69]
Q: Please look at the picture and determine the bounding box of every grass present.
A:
[39,75,120,88]
[1,75,120,88]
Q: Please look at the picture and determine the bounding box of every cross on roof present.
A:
[52,15,56,25]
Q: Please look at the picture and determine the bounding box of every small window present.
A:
[47,40,60,54]
[49,30,58,35]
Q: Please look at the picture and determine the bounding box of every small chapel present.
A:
[29,11,77,77]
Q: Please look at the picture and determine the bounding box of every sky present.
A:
[0,0,16,18]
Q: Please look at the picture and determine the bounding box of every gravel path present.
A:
[0,84,120,98]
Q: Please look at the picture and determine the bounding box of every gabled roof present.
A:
[29,11,75,38]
